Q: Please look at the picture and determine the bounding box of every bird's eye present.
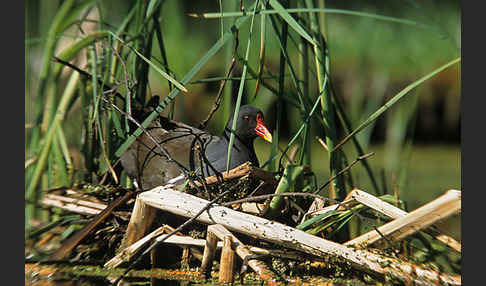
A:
[256,113,263,122]
[243,115,250,121]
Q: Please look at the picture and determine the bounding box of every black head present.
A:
[225,105,272,143]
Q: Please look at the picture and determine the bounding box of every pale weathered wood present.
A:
[139,186,461,286]
[105,230,225,268]
[180,162,277,189]
[119,193,156,251]
[208,224,281,286]
[43,194,107,210]
[218,236,235,284]
[345,189,461,248]
[105,225,168,268]
[200,231,218,276]
[41,197,103,215]
[345,189,461,252]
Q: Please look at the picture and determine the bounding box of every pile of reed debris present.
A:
[26,162,461,285]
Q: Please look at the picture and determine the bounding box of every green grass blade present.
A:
[332,57,461,152]
[146,0,162,19]
[57,0,97,33]
[190,8,432,30]
[268,0,317,46]
[26,71,81,226]
[53,31,110,78]
[296,209,341,230]
[109,31,187,93]
[266,165,305,218]
[226,1,260,173]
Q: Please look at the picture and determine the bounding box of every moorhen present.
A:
[120,105,273,189]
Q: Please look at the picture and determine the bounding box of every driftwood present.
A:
[41,194,107,215]
[343,189,461,251]
[133,186,460,285]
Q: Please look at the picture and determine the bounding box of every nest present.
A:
[26,162,461,285]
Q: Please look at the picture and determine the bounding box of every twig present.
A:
[198,58,237,129]
[198,12,240,130]
[315,152,375,193]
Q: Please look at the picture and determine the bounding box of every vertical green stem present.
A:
[26,71,80,226]
[304,0,344,201]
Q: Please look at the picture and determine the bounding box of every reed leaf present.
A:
[189,8,432,30]
[108,32,187,93]
[268,0,316,47]
[226,1,260,173]
[26,71,81,225]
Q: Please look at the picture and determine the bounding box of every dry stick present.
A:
[199,14,240,130]
[40,195,106,216]
[120,162,274,251]
[111,189,232,285]
[343,189,461,252]
[345,189,461,248]
[315,152,375,193]
[305,151,374,221]
[206,224,281,286]
[108,227,316,268]
[139,187,460,285]
[42,194,107,210]
[218,236,235,283]
[107,232,226,268]
[178,161,277,188]
[105,225,169,268]
[199,58,237,130]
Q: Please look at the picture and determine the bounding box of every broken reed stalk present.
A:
[105,226,168,268]
[218,236,235,284]
[200,230,218,276]
[119,191,157,251]
[136,186,460,286]
[205,224,281,286]
[106,231,227,269]
[106,229,309,270]
[344,189,461,252]
[41,194,106,216]
[179,161,277,188]
[345,189,461,248]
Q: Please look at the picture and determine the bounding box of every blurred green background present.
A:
[25,0,461,239]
